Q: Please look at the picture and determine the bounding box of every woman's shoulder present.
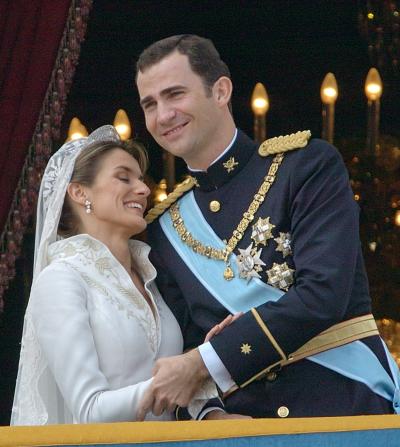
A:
[34,259,86,291]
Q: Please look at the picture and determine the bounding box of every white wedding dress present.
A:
[12,234,185,424]
[11,126,218,426]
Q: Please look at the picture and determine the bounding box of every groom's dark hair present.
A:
[136,34,231,95]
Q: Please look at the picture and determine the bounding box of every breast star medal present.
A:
[251,217,275,246]
[236,243,266,282]
[274,232,292,257]
[266,262,295,291]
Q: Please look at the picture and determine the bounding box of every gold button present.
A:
[209,200,221,212]
[266,371,277,382]
[277,406,289,418]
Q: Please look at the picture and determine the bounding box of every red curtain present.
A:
[0,1,72,227]
[0,0,92,307]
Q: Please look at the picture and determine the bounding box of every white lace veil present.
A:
[11,125,121,425]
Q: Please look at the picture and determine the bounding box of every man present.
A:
[136,34,398,418]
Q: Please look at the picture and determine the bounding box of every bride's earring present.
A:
[84,199,92,214]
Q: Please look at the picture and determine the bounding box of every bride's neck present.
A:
[87,231,132,272]
[107,238,132,272]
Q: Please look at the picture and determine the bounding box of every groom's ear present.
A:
[66,182,87,206]
[212,76,232,107]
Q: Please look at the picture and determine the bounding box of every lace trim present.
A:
[50,236,159,352]
[11,311,49,425]
[187,379,219,419]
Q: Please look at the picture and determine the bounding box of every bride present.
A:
[11,126,226,425]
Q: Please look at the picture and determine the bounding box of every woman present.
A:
[11,126,221,425]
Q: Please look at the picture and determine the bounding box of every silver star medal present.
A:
[236,243,266,282]
[274,232,292,257]
[266,262,295,291]
[251,217,275,246]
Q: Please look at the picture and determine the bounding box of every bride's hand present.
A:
[204,312,243,342]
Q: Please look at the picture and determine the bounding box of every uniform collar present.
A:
[189,129,257,191]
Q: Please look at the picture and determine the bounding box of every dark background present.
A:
[1,0,399,425]
[61,0,400,181]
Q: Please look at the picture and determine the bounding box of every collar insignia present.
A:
[223,156,239,173]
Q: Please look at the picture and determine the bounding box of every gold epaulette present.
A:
[145,176,197,224]
[258,130,311,156]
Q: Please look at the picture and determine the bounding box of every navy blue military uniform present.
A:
[148,130,394,418]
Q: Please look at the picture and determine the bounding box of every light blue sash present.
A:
[160,192,283,314]
[160,192,400,412]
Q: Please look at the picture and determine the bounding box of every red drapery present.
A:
[0,0,92,308]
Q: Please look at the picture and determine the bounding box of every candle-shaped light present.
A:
[251,82,269,144]
[365,68,383,156]
[320,73,338,144]
[113,109,132,140]
[154,179,168,204]
[67,117,88,141]
[395,210,400,227]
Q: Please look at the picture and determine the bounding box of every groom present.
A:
[135,34,397,418]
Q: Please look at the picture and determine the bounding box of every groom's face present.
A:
[137,51,222,168]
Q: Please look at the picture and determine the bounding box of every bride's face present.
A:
[85,148,150,237]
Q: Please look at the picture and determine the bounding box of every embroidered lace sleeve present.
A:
[187,379,221,419]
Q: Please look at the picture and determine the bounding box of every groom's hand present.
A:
[137,349,209,420]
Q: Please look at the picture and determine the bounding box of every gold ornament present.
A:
[251,217,275,246]
[209,200,221,212]
[169,153,285,280]
[277,406,290,418]
[240,343,252,355]
[274,232,292,257]
[266,262,295,291]
[223,156,239,173]
[258,130,311,156]
[145,176,196,224]
[223,265,234,281]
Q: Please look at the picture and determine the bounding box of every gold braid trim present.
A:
[145,177,196,224]
[258,130,311,156]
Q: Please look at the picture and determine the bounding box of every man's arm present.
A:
[145,140,360,407]
[209,140,363,387]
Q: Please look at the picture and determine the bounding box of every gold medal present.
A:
[168,153,286,283]
[266,262,295,291]
[223,265,234,280]
[251,217,275,246]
